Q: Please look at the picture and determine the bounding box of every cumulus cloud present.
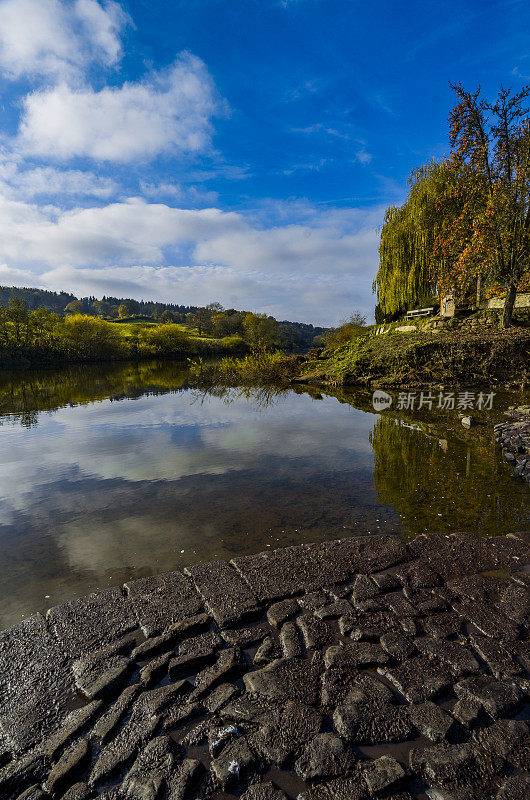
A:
[0,155,117,200]
[18,53,225,162]
[0,0,129,80]
[0,195,381,324]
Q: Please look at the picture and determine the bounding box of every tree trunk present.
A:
[502,282,517,328]
[476,275,482,308]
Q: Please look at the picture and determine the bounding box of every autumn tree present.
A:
[442,82,530,326]
[375,83,530,327]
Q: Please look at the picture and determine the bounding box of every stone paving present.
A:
[0,532,528,800]
[495,404,530,483]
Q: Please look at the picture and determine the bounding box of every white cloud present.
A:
[18,53,225,162]
[0,155,117,199]
[355,148,373,165]
[0,0,129,80]
[0,195,381,324]
[139,180,218,206]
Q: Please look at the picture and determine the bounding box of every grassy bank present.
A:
[0,311,249,369]
[298,325,530,388]
[189,349,301,387]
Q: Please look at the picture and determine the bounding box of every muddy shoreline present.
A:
[0,532,528,799]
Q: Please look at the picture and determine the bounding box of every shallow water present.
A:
[0,360,528,629]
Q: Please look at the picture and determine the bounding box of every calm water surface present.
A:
[0,360,528,629]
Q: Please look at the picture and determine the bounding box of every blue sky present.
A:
[0,0,527,325]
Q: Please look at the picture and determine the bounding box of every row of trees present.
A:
[0,299,247,366]
[374,82,530,327]
[0,297,322,366]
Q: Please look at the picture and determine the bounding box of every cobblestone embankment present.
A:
[495,405,530,483]
[0,532,529,800]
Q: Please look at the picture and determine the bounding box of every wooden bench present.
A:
[405,307,435,318]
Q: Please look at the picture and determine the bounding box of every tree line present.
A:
[0,297,325,367]
[374,82,530,327]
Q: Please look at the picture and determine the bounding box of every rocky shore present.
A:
[495,405,530,484]
[0,532,528,800]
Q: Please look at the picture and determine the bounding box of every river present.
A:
[0,360,528,629]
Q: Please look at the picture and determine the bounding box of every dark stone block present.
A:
[324,642,389,670]
[47,588,138,659]
[415,638,480,677]
[57,782,93,800]
[241,782,288,800]
[244,656,322,706]
[186,560,260,627]
[168,630,222,679]
[0,754,49,800]
[232,545,325,601]
[92,685,140,745]
[44,739,90,797]
[191,647,246,699]
[72,648,131,700]
[455,676,525,718]
[279,621,302,658]
[309,535,408,585]
[131,613,210,661]
[295,733,357,781]
[166,758,203,800]
[266,599,299,628]
[339,609,398,640]
[297,775,368,800]
[121,735,176,799]
[470,635,523,679]
[397,561,441,590]
[139,651,172,688]
[15,787,47,800]
[89,704,160,785]
[124,571,204,638]
[380,631,416,661]
[332,673,410,745]
[297,615,333,650]
[43,701,102,762]
[362,756,405,795]
[249,700,323,766]
[351,575,381,604]
[409,740,503,795]
[298,591,328,611]
[381,656,453,703]
[0,614,73,754]
[210,736,256,790]
[422,611,464,639]
[203,683,238,713]
[473,719,530,771]
[496,775,530,800]
[221,624,270,647]
[408,701,455,742]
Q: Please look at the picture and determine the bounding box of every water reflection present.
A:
[0,361,528,629]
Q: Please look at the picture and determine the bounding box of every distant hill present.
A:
[0,284,327,348]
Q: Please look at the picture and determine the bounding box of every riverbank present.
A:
[296,326,530,389]
[0,531,528,799]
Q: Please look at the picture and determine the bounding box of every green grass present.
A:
[190,348,300,386]
[302,326,530,388]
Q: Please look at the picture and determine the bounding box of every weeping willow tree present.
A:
[374,160,469,319]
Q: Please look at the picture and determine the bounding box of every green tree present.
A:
[65,300,84,314]
[91,300,110,317]
[242,312,281,348]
